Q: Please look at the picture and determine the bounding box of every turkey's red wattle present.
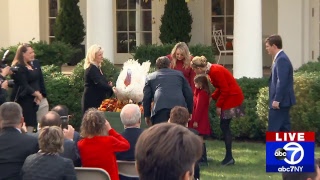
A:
[124,71,131,87]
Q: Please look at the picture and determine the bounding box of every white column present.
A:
[233,0,262,78]
[87,0,114,63]
[278,0,307,69]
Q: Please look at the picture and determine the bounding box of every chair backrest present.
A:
[75,167,111,180]
[213,30,227,51]
[117,160,139,178]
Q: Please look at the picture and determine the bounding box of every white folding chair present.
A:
[213,30,233,65]
[117,160,139,178]
[75,167,111,180]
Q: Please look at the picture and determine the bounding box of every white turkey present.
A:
[113,59,151,103]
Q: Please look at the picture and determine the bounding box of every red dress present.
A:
[188,88,211,135]
[78,129,130,180]
[207,64,244,110]
[167,54,196,92]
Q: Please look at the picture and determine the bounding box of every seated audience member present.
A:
[117,104,143,160]
[168,106,200,180]
[36,111,80,166]
[135,123,202,180]
[116,104,143,180]
[282,159,320,180]
[0,102,39,180]
[51,105,81,143]
[21,126,76,180]
[78,108,130,180]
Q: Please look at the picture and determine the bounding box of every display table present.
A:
[105,112,148,133]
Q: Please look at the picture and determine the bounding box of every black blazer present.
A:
[143,68,193,118]
[21,153,76,180]
[0,127,39,180]
[82,64,113,113]
[116,128,143,161]
[31,132,81,167]
[10,63,40,101]
[31,59,47,97]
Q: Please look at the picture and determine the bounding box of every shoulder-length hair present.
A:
[170,42,191,69]
[39,126,64,153]
[194,74,210,95]
[84,44,103,69]
[80,108,107,137]
[11,43,32,66]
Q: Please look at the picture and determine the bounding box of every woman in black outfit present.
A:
[81,44,114,114]
[11,44,43,133]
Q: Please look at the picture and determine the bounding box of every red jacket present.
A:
[167,54,196,92]
[208,64,244,110]
[189,88,211,135]
[78,129,130,180]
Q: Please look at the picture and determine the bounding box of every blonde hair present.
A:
[11,43,32,66]
[80,108,107,137]
[170,42,191,69]
[39,126,64,153]
[191,56,208,68]
[84,44,103,69]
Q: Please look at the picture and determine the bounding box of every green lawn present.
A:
[201,140,320,180]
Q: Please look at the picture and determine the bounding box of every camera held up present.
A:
[1,50,19,87]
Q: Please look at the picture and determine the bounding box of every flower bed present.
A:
[98,98,144,113]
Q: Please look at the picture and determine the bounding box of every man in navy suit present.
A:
[116,104,143,180]
[265,35,296,132]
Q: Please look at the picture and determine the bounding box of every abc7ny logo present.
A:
[274,142,304,165]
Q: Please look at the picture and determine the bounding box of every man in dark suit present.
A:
[0,102,39,180]
[265,35,296,132]
[51,105,81,143]
[35,111,81,167]
[116,104,143,180]
[143,56,193,126]
[116,104,143,161]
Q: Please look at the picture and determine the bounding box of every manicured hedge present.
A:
[134,43,216,65]
[0,41,78,67]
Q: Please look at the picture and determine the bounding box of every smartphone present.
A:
[61,116,69,130]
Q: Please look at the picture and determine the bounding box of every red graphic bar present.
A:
[266,132,315,142]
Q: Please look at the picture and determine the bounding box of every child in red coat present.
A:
[189,74,211,135]
[188,74,211,165]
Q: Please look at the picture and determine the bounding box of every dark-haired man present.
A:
[135,123,202,180]
[142,56,193,126]
[265,35,296,132]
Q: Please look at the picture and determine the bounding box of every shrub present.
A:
[295,61,320,73]
[257,72,320,142]
[189,44,216,63]
[0,41,78,67]
[54,0,85,47]
[134,44,216,65]
[210,77,269,140]
[42,65,81,128]
[159,0,193,44]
